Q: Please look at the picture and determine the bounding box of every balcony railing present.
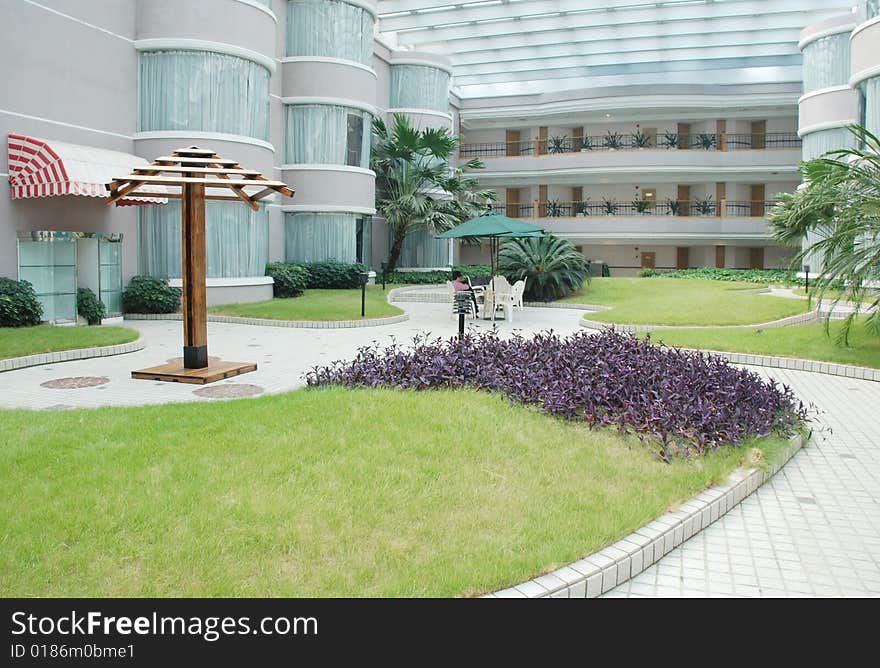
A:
[460,132,801,157]
[489,200,780,218]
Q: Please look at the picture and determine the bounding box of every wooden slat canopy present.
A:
[110,147,294,381]
[105,146,293,212]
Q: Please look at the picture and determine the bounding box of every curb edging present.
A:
[487,432,805,598]
[578,308,820,333]
[0,338,145,373]
[679,347,880,382]
[125,313,410,329]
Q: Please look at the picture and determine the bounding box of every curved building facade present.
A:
[280,0,377,265]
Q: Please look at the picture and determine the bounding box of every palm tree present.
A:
[769,125,880,343]
[498,235,590,301]
[372,113,496,271]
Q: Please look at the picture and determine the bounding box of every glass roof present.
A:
[377,0,856,98]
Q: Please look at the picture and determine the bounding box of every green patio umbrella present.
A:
[435,212,545,282]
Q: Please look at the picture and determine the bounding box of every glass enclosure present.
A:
[99,239,123,316]
[801,34,851,93]
[17,234,77,322]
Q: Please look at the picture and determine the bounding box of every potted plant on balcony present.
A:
[602,197,619,215]
[665,198,681,215]
[604,130,623,150]
[662,131,678,149]
[580,135,594,151]
[545,199,564,217]
[574,198,590,217]
[696,133,717,150]
[632,129,651,149]
[695,196,715,216]
[548,135,568,154]
[632,199,652,214]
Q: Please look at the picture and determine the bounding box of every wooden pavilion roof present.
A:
[105,146,293,211]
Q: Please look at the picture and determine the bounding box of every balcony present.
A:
[461,132,802,157]
[460,133,802,182]
[487,200,778,241]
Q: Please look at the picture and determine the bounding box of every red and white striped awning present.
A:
[7,134,168,206]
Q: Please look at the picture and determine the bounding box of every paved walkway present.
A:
[0,302,584,410]
[605,366,880,597]
[3,299,878,596]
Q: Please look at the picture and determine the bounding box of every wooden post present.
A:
[181,180,208,369]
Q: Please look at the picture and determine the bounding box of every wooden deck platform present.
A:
[131,360,257,385]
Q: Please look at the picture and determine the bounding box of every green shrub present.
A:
[302,261,369,289]
[266,262,308,298]
[452,264,491,278]
[499,235,590,301]
[638,267,657,278]
[645,267,799,285]
[122,276,181,314]
[76,287,106,325]
[0,277,43,327]
[383,270,450,285]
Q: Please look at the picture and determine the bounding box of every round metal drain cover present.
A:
[41,376,110,389]
[193,383,264,399]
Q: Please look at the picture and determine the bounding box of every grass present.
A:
[0,387,791,597]
[639,318,880,369]
[208,287,404,321]
[0,325,139,360]
[562,277,810,325]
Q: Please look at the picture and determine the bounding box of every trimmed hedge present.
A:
[266,262,308,298]
[122,276,181,314]
[381,265,493,285]
[643,267,799,285]
[302,261,369,289]
[0,277,43,327]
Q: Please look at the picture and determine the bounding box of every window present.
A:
[390,65,450,113]
[139,50,270,141]
[285,105,372,167]
[286,0,375,65]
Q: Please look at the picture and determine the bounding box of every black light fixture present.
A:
[359,271,370,318]
[380,261,387,291]
[803,264,810,293]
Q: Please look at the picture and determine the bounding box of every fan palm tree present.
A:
[768,125,880,343]
[499,235,590,301]
[372,113,496,271]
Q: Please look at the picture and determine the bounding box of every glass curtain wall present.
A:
[139,202,269,278]
[139,50,270,140]
[801,34,851,93]
[862,78,880,136]
[396,227,450,268]
[285,212,365,263]
[99,239,123,316]
[390,65,450,112]
[286,0,374,65]
[285,105,372,166]
[802,127,858,160]
[17,235,77,322]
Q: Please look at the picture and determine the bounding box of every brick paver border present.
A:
[579,308,820,332]
[125,312,409,329]
[489,432,805,598]
[0,339,145,373]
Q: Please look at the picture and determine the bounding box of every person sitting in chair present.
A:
[451,270,479,315]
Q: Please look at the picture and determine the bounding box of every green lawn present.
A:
[0,325,140,360]
[209,287,404,321]
[562,278,810,325]
[639,318,880,369]
[0,387,790,597]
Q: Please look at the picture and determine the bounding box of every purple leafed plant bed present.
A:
[306,329,806,459]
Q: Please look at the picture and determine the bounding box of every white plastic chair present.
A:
[511,280,526,311]
[484,276,515,322]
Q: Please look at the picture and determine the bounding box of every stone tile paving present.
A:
[605,366,880,597]
[0,302,585,410]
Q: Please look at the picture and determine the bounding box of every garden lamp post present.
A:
[359,271,370,318]
[803,264,810,293]
[380,261,387,291]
